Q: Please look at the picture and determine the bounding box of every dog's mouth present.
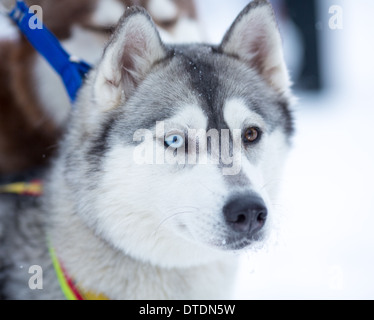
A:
[168,206,268,252]
[208,230,267,252]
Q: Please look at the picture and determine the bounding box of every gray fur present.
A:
[0,194,63,299]
[0,1,293,299]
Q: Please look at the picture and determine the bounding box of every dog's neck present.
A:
[47,195,237,299]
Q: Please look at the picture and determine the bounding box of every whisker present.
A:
[258,178,285,192]
[152,210,197,237]
[196,181,223,198]
[165,205,200,212]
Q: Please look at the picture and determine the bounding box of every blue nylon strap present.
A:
[8,1,92,103]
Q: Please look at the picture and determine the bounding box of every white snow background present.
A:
[1,0,374,299]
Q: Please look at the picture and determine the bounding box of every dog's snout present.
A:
[223,195,267,235]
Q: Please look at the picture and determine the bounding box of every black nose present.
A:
[223,194,268,235]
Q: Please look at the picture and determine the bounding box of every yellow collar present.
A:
[48,245,109,300]
[0,181,43,196]
[0,182,109,300]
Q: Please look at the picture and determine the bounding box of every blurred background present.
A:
[1,0,374,299]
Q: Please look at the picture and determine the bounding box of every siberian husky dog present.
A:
[0,0,294,299]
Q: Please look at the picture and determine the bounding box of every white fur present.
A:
[222,97,267,191]
[223,97,266,132]
[47,85,287,300]
[47,112,238,298]
[223,97,290,236]
[73,98,285,271]
[94,145,230,267]
[73,104,233,268]
[162,103,208,132]
[50,207,237,299]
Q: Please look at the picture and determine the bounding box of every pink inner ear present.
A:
[235,15,288,92]
[119,31,149,92]
[121,32,146,73]
[240,20,273,73]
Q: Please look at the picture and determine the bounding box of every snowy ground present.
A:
[1,0,374,300]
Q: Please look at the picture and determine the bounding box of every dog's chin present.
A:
[177,224,268,254]
[207,231,267,252]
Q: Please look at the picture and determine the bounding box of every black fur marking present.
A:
[177,47,238,170]
[277,99,294,137]
[86,115,117,168]
[186,56,217,110]
[175,46,227,131]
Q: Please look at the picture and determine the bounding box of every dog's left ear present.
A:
[220,0,291,97]
[93,6,166,108]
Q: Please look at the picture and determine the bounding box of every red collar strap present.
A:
[0,180,43,196]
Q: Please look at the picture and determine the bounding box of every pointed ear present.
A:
[93,7,166,108]
[220,0,291,97]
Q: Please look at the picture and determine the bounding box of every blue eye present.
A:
[164,134,184,148]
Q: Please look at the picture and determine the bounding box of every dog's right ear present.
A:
[93,7,166,109]
[219,0,291,98]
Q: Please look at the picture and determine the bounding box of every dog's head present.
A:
[57,0,293,268]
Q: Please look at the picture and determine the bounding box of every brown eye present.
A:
[244,127,261,144]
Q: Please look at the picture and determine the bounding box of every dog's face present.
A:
[58,1,293,268]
